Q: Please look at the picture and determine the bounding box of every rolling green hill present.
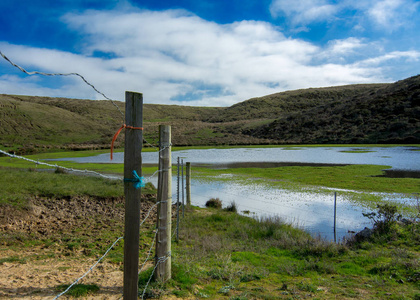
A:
[246,75,420,144]
[0,75,419,154]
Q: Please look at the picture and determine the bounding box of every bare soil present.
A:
[0,195,160,299]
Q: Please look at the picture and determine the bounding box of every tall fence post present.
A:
[181,159,185,218]
[123,92,143,299]
[155,125,172,281]
[334,192,337,243]
[186,162,191,208]
[176,157,180,242]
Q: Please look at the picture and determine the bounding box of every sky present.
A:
[0,0,419,107]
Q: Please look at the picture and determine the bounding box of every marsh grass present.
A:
[194,164,420,194]
[159,207,420,299]
[224,201,238,213]
[1,149,419,298]
[205,198,222,209]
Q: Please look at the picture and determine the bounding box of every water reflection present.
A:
[51,146,419,241]
[54,146,420,171]
[150,176,373,242]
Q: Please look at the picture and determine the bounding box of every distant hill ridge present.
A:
[0,75,419,154]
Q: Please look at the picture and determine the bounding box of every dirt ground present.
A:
[0,195,160,299]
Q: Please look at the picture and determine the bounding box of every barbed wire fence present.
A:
[0,50,125,119]
[0,50,179,299]
[2,49,414,298]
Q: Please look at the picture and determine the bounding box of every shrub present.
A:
[224,201,237,213]
[363,203,401,235]
[206,198,222,209]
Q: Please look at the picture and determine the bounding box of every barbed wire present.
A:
[0,50,179,298]
[0,50,125,119]
[140,254,171,300]
[0,149,122,180]
[139,229,159,274]
[54,236,123,299]
[55,197,163,298]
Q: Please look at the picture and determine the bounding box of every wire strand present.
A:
[0,50,124,119]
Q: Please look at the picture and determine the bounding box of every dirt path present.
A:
[0,249,124,299]
[0,195,160,299]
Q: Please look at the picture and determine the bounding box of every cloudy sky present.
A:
[0,0,419,106]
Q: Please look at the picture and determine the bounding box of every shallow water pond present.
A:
[53,146,420,241]
[60,146,420,171]
[149,175,417,242]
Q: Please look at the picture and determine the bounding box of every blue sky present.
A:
[0,0,419,106]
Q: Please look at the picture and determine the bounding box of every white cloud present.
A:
[0,8,417,106]
[270,0,338,24]
[368,0,420,29]
[270,0,420,31]
[356,50,420,66]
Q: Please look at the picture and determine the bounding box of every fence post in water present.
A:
[155,125,172,281]
[181,159,185,218]
[334,192,337,243]
[123,91,143,299]
[186,162,191,208]
[176,157,180,242]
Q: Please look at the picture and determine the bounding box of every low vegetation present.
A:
[193,163,420,194]
[0,166,419,299]
[205,198,223,209]
[146,204,420,299]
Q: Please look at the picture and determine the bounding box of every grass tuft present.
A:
[55,284,99,297]
[205,198,222,209]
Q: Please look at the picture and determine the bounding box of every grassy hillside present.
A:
[0,75,419,153]
[246,75,420,144]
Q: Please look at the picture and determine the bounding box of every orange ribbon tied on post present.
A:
[110,124,143,160]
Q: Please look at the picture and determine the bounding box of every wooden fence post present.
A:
[181,159,185,218]
[123,92,143,299]
[186,162,191,208]
[155,125,172,281]
[176,157,180,242]
[334,192,337,243]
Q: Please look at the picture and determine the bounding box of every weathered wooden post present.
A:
[181,159,185,218]
[176,157,180,242]
[155,125,172,281]
[334,192,337,243]
[123,92,143,299]
[186,162,191,208]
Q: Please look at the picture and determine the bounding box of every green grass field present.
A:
[0,158,419,298]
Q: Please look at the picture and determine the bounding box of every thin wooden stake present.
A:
[186,162,191,208]
[155,125,172,281]
[181,159,185,218]
[334,192,337,243]
[176,157,180,242]
[123,92,143,299]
